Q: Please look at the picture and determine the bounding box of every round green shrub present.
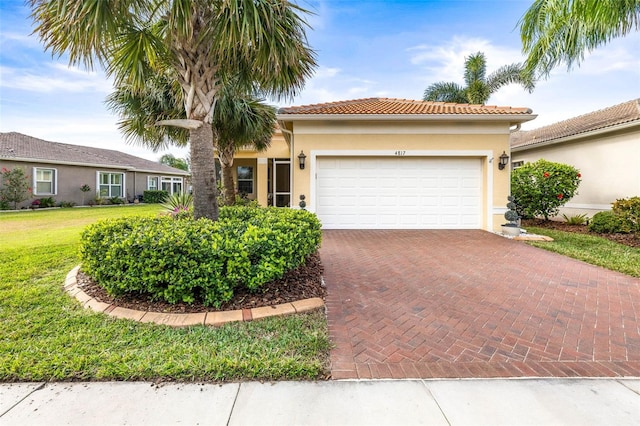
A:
[511,159,581,220]
[612,196,640,234]
[588,211,629,234]
[79,207,322,307]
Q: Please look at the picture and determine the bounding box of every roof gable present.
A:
[511,98,640,149]
[278,97,532,116]
[0,132,189,175]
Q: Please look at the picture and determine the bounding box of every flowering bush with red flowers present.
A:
[511,159,581,220]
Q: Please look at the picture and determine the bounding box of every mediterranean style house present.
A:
[233,98,535,231]
[0,132,189,208]
[511,98,640,217]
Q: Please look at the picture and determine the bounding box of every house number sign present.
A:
[394,150,406,156]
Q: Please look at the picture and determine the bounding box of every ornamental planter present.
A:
[502,196,521,236]
[501,224,521,236]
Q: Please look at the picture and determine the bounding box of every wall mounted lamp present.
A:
[298,150,307,170]
[498,151,510,170]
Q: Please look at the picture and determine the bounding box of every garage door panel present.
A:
[317,157,482,229]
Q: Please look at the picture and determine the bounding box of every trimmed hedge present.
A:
[143,190,168,203]
[79,207,322,306]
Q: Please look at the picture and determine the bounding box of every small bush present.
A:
[562,213,588,225]
[612,197,640,234]
[143,190,168,204]
[79,206,322,306]
[37,197,56,208]
[588,211,629,234]
[58,201,76,208]
[109,196,125,205]
[161,192,193,218]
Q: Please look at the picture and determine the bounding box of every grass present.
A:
[0,206,330,382]
[525,227,640,278]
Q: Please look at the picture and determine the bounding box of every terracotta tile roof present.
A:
[511,98,640,149]
[278,97,533,116]
[0,132,188,175]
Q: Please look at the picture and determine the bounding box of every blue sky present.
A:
[1,0,638,161]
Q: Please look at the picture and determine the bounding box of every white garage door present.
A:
[316,157,482,229]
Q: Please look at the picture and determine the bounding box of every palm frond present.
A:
[213,0,317,102]
[519,0,640,77]
[486,63,536,94]
[422,82,467,103]
[463,52,487,87]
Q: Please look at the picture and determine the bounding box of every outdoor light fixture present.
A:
[498,151,510,170]
[298,150,307,170]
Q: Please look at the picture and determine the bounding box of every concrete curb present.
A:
[64,265,324,327]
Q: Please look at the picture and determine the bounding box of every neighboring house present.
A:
[234,98,535,231]
[511,99,640,217]
[0,132,189,208]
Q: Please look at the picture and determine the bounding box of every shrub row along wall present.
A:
[79,207,322,307]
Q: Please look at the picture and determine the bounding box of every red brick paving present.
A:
[320,230,640,379]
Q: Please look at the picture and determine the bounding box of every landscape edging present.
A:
[64,265,324,327]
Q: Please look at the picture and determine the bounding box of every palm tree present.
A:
[213,84,276,206]
[422,52,535,104]
[519,0,640,77]
[107,71,275,206]
[30,0,316,220]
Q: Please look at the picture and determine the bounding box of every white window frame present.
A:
[96,171,125,198]
[237,166,254,195]
[147,176,159,190]
[33,167,57,196]
[160,177,183,195]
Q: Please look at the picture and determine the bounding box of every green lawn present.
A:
[525,227,640,278]
[0,206,330,382]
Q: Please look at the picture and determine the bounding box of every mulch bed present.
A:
[76,252,326,314]
[521,219,640,248]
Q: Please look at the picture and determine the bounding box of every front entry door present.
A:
[272,159,291,207]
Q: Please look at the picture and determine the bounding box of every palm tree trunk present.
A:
[219,146,235,206]
[189,124,219,220]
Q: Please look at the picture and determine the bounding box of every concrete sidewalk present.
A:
[1,379,639,425]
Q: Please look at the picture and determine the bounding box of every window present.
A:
[33,168,57,195]
[512,161,524,170]
[237,166,254,194]
[147,176,159,190]
[98,172,124,198]
[160,177,183,195]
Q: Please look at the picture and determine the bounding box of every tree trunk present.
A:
[219,145,236,206]
[189,124,219,220]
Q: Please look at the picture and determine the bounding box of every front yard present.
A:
[0,206,330,382]
[523,225,640,278]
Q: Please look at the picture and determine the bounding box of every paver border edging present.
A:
[63,265,324,327]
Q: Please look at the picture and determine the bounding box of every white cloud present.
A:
[408,36,528,86]
[0,63,112,93]
[314,66,341,78]
[566,34,640,76]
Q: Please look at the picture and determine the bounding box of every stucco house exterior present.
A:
[0,132,189,208]
[511,99,640,217]
[234,98,535,231]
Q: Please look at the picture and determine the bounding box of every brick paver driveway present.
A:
[320,230,640,379]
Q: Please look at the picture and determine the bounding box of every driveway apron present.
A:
[320,230,640,379]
